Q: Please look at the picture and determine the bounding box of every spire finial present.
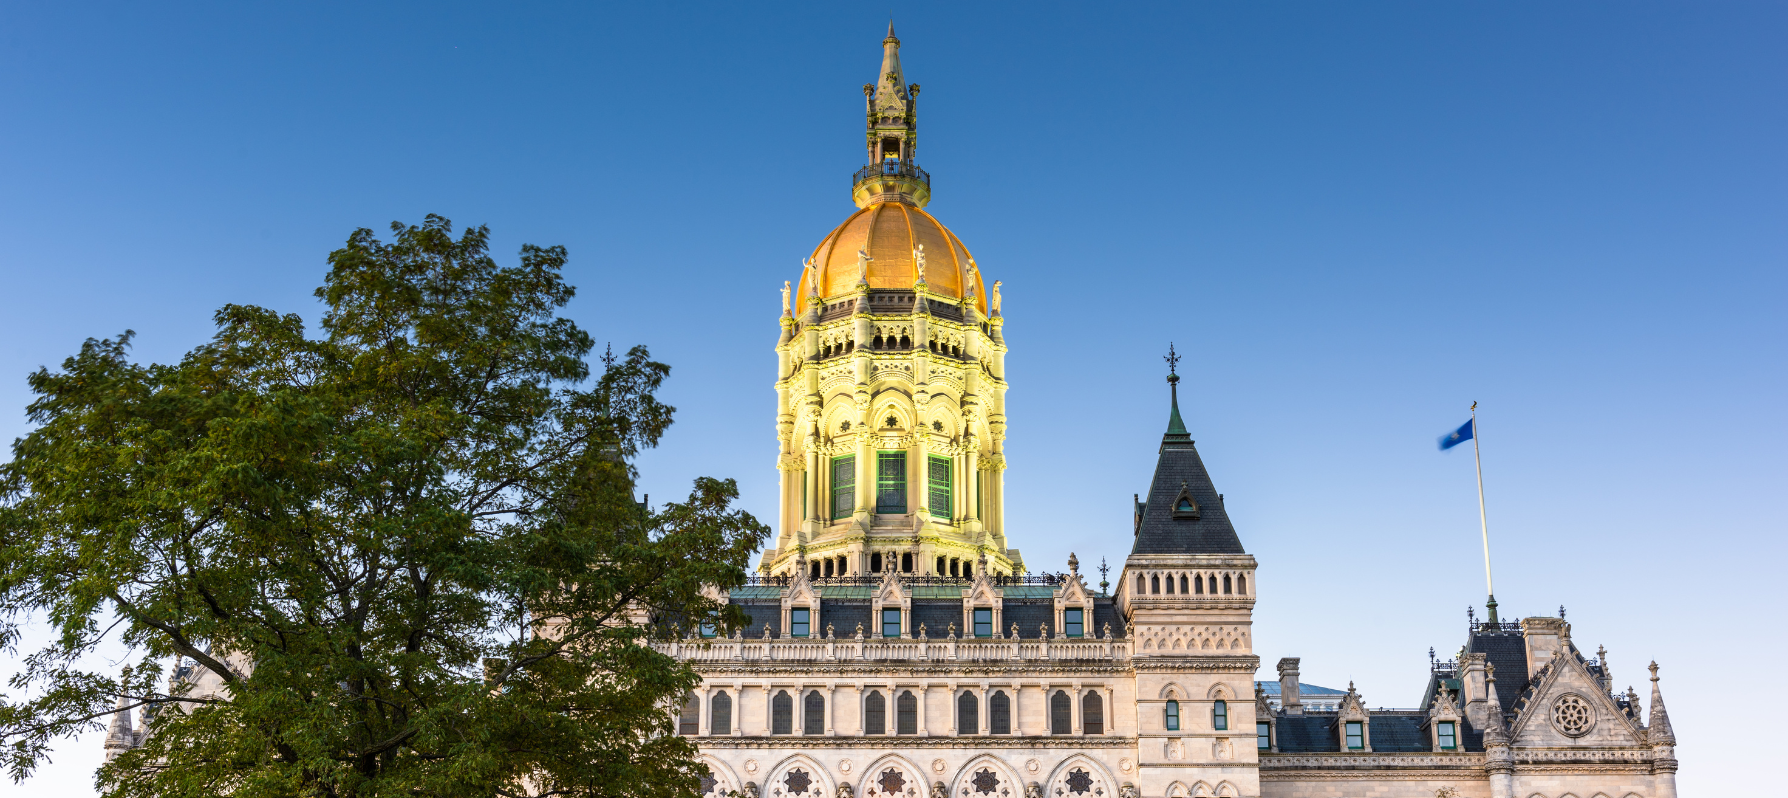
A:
[1163,344,1188,436]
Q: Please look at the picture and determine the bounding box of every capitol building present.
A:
[655,27,1682,798]
[102,26,1685,798]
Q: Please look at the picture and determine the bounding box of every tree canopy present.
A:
[0,216,767,797]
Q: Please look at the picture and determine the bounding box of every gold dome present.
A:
[795,201,987,316]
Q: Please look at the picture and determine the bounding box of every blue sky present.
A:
[2,2,1782,793]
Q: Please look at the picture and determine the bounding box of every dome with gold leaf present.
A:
[794,201,986,316]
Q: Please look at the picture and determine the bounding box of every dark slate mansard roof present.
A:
[1132,376,1245,555]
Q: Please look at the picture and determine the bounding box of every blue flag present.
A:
[1439,419,1474,450]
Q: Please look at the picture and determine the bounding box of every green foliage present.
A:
[0,216,768,797]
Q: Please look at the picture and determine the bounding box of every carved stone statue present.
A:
[838,782,854,798]
[857,249,873,283]
[782,281,792,314]
[912,244,926,283]
[744,783,760,798]
[931,782,947,798]
[1118,785,1139,798]
[1025,783,1044,798]
[991,280,1003,314]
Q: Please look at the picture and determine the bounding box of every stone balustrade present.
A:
[657,635,1130,665]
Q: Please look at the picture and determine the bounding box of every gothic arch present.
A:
[1207,683,1234,700]
[1212,782,1237,798]
[698,755,742,798]
[1189,781,1213,798]
[1158,682,1186,700]
[1165,781,1188,798]
[763,753,835,798]
[949,754,1022,798]
[1042,754,1115,798]
[861,753,925,798]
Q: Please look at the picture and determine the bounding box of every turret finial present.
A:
[1164,344,1188,436]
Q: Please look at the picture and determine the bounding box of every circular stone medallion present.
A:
[1550,693,1596,737]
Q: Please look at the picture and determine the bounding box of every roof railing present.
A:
[742,573,1067,588]
[853,160,931,187]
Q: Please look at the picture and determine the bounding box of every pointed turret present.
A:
[1132,345,1244,554]
[1647,661,1675,746]
[102,695,134,763]
[1480,663,1510,746]
[855,25,928,207]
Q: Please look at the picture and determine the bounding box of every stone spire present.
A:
[102,695,135,763]
[1131,345,1243,555]
[1480,662,1510,747]
[1647,661,1675,745]
[855,25,927,207]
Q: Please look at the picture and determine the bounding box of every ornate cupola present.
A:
[854,23,930,209]
[765,27,1014,582]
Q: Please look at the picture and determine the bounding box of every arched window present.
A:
[803,690,825,735]
[1083,692,1104,735]
[823,559,834,578]
[1050,690,1072,735]
[1164,699,1180,731]
[1179,574,1189,593]
[1237,574,1246,594]
[1165,574,1175,594]
[901,552,913,572]
[1223,574,1233,594]
[1195,574,1204,594]
[678,692,700,735]
[957,691,978,735]
[937,556,947,575]
[897,690,918,735]
[1137,574,1146,593]
[962,562,972,579]
[864,691,886,735]
[1150,575,1160,594]
[990,691,1011,735]
[771,691,793,735]
[871,552,883,572]
[1213,699,1229,731]
[710,691,732,735]
[810,561,821,580]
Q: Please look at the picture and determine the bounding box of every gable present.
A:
[1509,654,1643,748]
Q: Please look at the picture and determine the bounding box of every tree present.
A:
[0,216,768,797]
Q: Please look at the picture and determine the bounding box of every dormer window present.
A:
[1437,721,1457,750]
[790,608,811,638]
[1345,721,1365,750]
[1064,608,1084,638]
[973,608,992,638]
[1170,481,1200,519]
[882,607,902,638]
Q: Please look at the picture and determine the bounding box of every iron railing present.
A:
[853,160,931,188]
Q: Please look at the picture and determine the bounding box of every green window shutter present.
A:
[927,455,952,518]
[831,456,855,519]
[876,451,907,513]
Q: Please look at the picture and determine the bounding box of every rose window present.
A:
[970,769,1000,795]
[1063,770,1094,796]
[779,769,815,797]
[1550,694,1596,737]
[868,765,908,798]
[701,769,719,796]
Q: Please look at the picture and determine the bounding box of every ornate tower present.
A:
[1117,350,1261,797]
[766,26,1016,580]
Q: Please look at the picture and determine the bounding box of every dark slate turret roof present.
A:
[1131,376,1245,555]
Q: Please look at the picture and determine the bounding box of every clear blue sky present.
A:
[2,2,1782,793]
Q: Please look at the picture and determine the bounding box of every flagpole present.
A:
[1470,401,1497,623]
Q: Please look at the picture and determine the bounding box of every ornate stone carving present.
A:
[1551,693,1596,737]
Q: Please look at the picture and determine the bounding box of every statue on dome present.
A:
[857,249,873,284]
[991,280,1003,314]
[913,243,926,284]
[781,281,791,314]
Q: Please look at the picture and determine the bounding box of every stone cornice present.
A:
[1260,752,1485,772]
[690,664,1132,678]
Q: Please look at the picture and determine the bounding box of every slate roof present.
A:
[1131,382,1245,555]
[1464,628,1529,712]
[1368,713,1431,752]
[1274,716,1338,752]
[820,599,871,638]
[1093,597,1127,638]
[912,600,963,637]
[732,601,781,637]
